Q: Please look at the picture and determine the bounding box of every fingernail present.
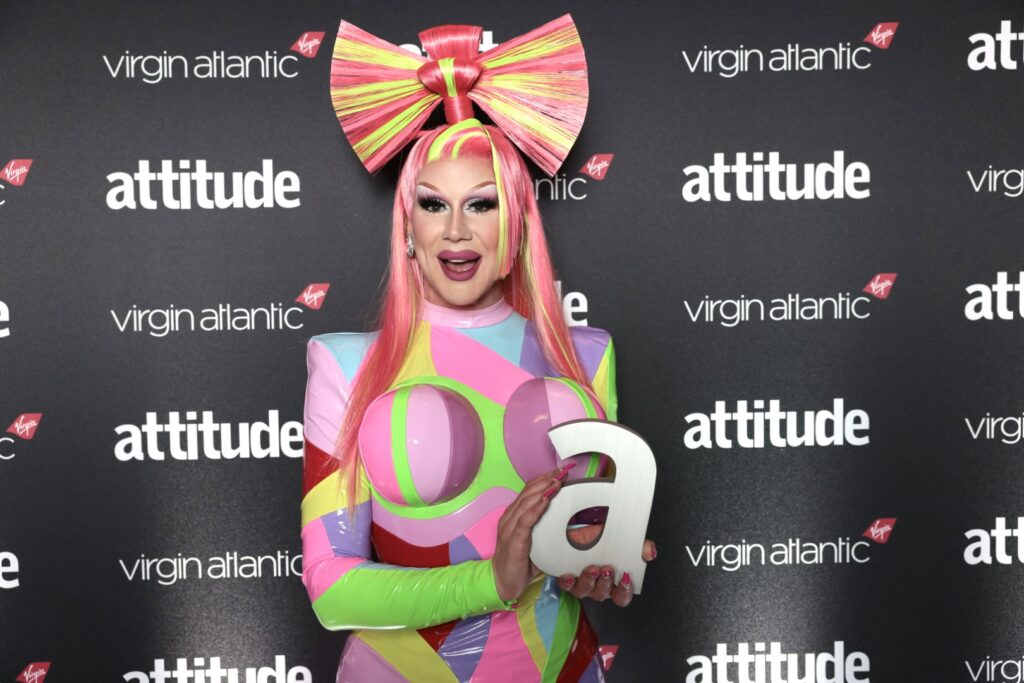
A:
[622,572,632,589]
[542,486,559,499]
[561,575,576,587]
[650,542,658,560]
[589,568,599,579]
[601,568,612,579]
[554,462,576,481]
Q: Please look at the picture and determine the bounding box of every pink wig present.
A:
[334,122,595,504]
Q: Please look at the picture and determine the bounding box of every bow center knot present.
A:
[417,57,481,123]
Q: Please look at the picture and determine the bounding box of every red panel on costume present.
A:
[418,620,458,653]
[303,438,338,496]
[556,610,599,683]
[371,522,451,567]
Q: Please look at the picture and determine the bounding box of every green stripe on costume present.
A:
[311,559,512,631]
[553,378,602,477]
[540,592,580,683]
[390,386,425,506]
[371,374,524,521]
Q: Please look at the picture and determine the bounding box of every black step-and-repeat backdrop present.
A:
[3,1,1024,681]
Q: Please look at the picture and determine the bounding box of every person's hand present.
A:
[557,527,656,607]
[491,463,576,602]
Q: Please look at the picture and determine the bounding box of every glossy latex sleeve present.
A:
[300,337,514,631]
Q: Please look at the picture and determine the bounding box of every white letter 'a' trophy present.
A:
[530,419,657,593]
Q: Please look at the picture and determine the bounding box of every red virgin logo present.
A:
[296,283,330,310]
[2,159,33,187]
[7,413,42,440]
[17,663,51,683]
[864,23,899,49]
[579,154,614,181]
[291,32,326,58]
[863,518,897,544]
[598,645,619,671]
[863,273,897,300]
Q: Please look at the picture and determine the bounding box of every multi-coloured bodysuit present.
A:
[301,297,617,682]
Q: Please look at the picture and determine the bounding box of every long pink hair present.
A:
[334,122,594,504]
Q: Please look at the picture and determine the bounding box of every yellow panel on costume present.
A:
[301,470,371,526]
[591,341,617,422]
[394,322,437,383]
[357,630,460,682]
[516,577,549,671]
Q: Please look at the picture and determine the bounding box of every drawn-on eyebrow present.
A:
[416,181,497,194]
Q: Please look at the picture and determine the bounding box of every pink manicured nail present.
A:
[542,486,559,499]
[650,542,658,560]
[601,568,612,579]
[561,575,576,587]
[589,568,599,579]
[622,572,632,589]
[554,462,577,481]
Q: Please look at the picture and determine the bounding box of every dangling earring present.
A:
[406,234,415,258]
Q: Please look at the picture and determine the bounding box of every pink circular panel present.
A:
[405,384,484,504]
[503,377,599,483]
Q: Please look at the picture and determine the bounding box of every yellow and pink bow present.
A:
[329,14,589,176]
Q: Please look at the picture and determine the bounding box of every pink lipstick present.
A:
[438,250,481,281]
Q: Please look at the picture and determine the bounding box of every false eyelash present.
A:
[418,197,448,212]
[465,198,498,212]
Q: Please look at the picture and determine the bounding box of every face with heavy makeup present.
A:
[409,156,504,310]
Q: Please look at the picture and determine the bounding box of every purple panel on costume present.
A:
[438,613,492,682]
[338,635,410,683]
[321,501,372,557]
[448,534,482,564]
[569,327,608,379]
[580,654,606,683]
[519,321,552,376]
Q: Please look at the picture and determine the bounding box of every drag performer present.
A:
[301,15,654,681]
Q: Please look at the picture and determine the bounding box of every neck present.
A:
[420,297,513,328]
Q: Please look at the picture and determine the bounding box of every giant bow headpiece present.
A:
[330,14,589,176]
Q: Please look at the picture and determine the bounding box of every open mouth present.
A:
[438,250,481,281]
